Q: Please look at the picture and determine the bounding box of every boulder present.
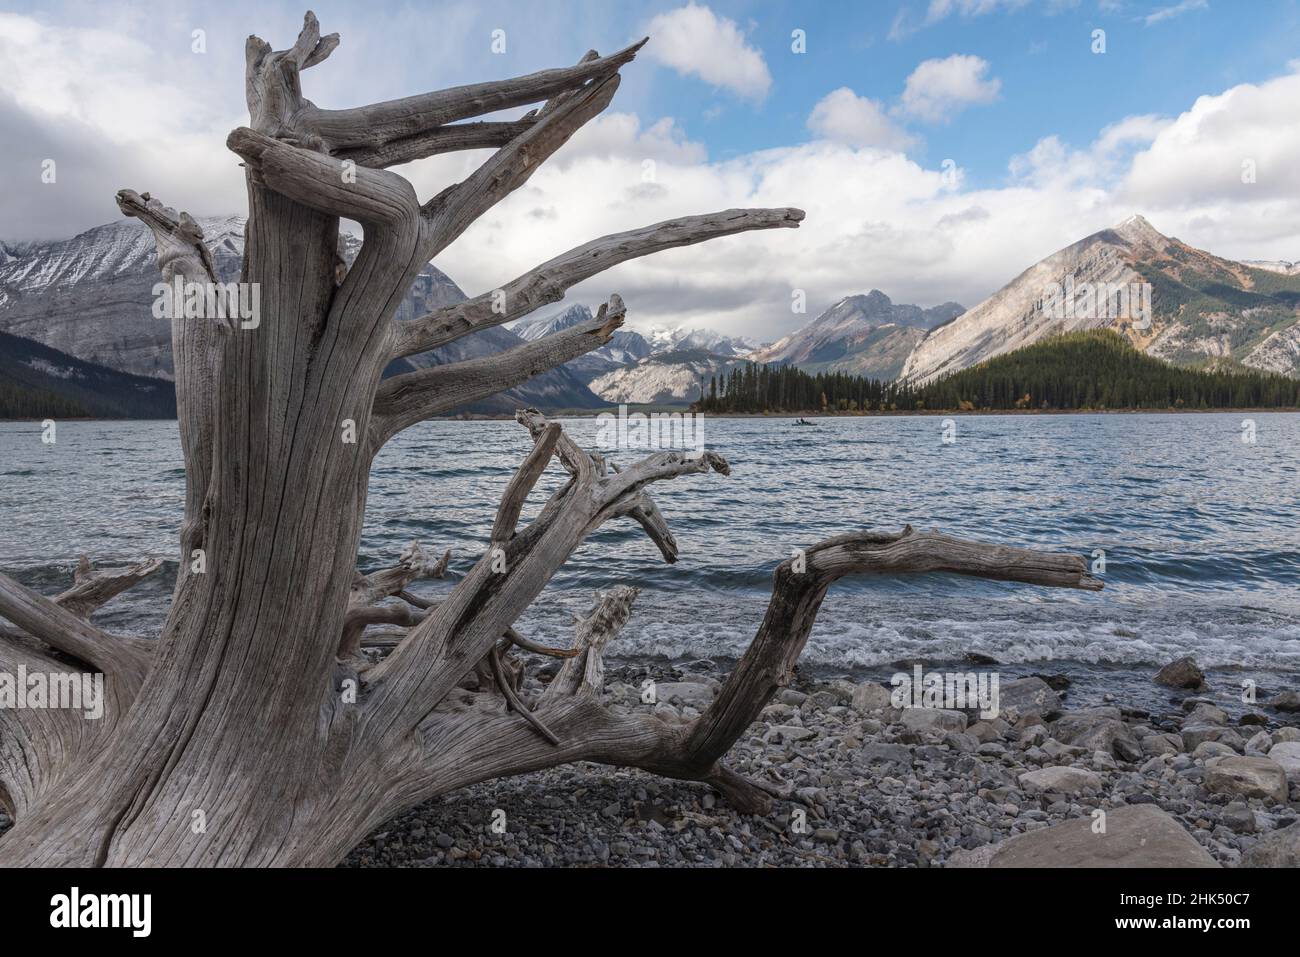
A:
[859,742,913,768]
[766,724,817,744]
[966,720,1003,744]
[962,805,1220,868]
[996,677,1062,717]
[1141,733,1183,756]
[1154,656,1206,690]
[1203,756,1288,803]
[899,708,967,733]
[1240,821,1300,868]
[1191,741,1237,761]
[1018,766,1102,794]
[1269,690,1300,712]
[850,681,893,714]
[1180,725,1244,752]
[1273,727,1300,743]
[656,682,715,709]
[1266,741,1300,777]
[1053,711,1141,761]
[1186,702,1229,726]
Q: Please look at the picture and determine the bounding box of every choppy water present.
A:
[2,413,1298,707]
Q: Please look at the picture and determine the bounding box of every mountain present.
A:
[0,218,602,414]
[1240,259,1300,276]
[0,216,246,378]
[512,304,652,382]
[645,325,759,357]
[0,329,176,418]
[748,290,964,380]
[588,349,742,406]
[901,215,1300,385]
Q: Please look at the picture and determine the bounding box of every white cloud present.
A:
[1144,0,1209,26]
[891,0,1035,40]
[807,88,916,151]
[900,54,1002,122]
[641,3,771,101]
[4,5,1299,348]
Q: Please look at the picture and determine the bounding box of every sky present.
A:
[1,0,1299,340]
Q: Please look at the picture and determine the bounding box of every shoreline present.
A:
[5,406,1300,425]
[344,657,1300,868]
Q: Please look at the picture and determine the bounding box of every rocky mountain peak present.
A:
[1111,213,1168,250]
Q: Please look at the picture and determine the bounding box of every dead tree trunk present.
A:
[0,12,1102,866]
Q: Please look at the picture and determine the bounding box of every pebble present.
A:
[335,665,1300,869]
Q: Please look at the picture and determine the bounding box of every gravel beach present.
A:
[342,660,1300,868]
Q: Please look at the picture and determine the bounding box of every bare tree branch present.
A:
[417,64,627,261]
[371,297,625,445]
[491,422,561,546]
[300,40,646,159]
[334,119,536,169]
[0,571,152,693]
[54,556,165,619]
[227,127,420,228]
[389,207,804,359]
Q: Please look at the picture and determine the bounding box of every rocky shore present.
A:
[344,658,1300,868]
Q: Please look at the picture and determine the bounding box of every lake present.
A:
[2,412,1298,709]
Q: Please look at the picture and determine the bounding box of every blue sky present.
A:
[2,0,1299,338]
[664,0,1300,182]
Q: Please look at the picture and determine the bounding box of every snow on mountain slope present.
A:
[0,217,603,412]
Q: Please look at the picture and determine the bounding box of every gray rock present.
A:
[1203,756,1288,803]
[1266,741,1300,777]
[1245,730,1273,754]
[1180,725,1244,752]
[996,677,1062,717]
[1268,690,1300,713]
[1018,766,1102,794]
[1141,733,1183,756]
[656,682,715,709]
[850,681,893,714]
[1186,703,1229,726]
[1221,802,1256,834]
[899,708,968,733]
[768,724,817,744]
[984,805,1219,868]
[1191,741,1237,761]
[1154,656,1206,690]
[1240,821,1300,867]
[1053,711,1142,761]
[860,743,914,768]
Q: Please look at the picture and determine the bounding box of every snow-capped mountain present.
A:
[0,217,604,414]
[1240,259,1300,276]
[901,215,1300,384]
[512,304,652,381]
[644,325,760,357]
[748,290,964,380]
[0,216,247,378]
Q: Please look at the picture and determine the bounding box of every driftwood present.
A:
[0,12,1101,867]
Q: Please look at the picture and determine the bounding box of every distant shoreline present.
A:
[4,406,1300,424]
